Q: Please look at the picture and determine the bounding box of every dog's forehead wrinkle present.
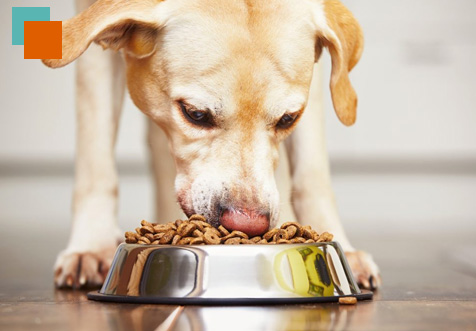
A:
[161,1,316,77]
[172,86,225,114]
[265,92,308,120]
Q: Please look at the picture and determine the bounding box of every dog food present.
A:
[338,297,357,305]
[124,214,334,245]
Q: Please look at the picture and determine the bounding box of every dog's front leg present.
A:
[147,120,185,222]
[284,63,381,289]
[54,16,126,287]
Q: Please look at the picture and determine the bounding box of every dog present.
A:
[43,0,381,290]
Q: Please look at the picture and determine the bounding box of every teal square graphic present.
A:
[12,7,51,45]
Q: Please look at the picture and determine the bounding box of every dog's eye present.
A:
[189,110,207,121]
[179,101,213,127]
[277,113,298,129]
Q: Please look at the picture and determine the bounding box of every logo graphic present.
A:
[12,7,62,59]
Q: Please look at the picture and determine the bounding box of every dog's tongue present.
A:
[220,209,269,237]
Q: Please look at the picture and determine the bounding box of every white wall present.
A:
[0,0,148,164]
[325,0,476,159]
[1,0,475,164]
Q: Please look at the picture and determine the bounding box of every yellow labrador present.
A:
[44,0,381,289]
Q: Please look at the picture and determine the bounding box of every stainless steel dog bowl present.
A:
[88,242,372,304]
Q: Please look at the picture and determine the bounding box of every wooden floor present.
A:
[1,225,476,331]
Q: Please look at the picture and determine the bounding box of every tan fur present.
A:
[43,0,163,68]
[45,0,379,290]
[322,0,364,126]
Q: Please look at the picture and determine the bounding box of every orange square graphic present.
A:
[24,21,62,59]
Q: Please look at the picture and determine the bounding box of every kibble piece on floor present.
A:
[339,297,357,305]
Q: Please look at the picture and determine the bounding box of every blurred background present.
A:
[1,0,475,286]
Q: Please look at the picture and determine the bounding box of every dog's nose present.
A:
[219,208,270,236]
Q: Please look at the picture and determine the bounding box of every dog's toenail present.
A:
[369,276,376,290]
[79,276,86,285]
[361,277,370,289]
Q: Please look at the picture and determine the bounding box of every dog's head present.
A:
[44,0,363,235]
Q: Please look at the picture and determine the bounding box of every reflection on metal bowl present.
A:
[88,242,372,304]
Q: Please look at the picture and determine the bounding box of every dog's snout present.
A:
[219,208,270,236]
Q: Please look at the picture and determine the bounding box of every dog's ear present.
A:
[43,0,165,68]
[318,0,364,126]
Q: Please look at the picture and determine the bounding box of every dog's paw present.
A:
[54,244,118,289]
[345,250,382,290]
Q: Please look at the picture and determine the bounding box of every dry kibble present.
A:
[206,227,221,237]
[189,214,207,222]
[154,224,171,232]
[125,231,140,241]
[281,222,303,237]
[178,223,197,237]
[204,230,221,245]
[263,229,279,241]
[125,231,140,238]
[218,225,230,236]
[200,220,211,228]
[153,233,165,240]
[159,230,176,244]
[230,231,249,239]
[317,232,334,242]
[139,236,151,244]
[220,232,238,243]
[190,221,205,232]
[141,220,154,227]
[125,237,138,244]
[178,237,193,245]
[191,220,211,232]
[285,225,298,239]
[172,234,182,245]
[224,237,241,245]
[220,230,248,243]
[295,227,303,238]
[140,225,155,235]
[273,229,289,241]
[290,237,306,244]
[302,227,314,240]
[190,237,204,245]
[339,297,357,305]
[280,222,301,230]
[144,233,155,241]
[127,215,333,246]
[311,229,319,241]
